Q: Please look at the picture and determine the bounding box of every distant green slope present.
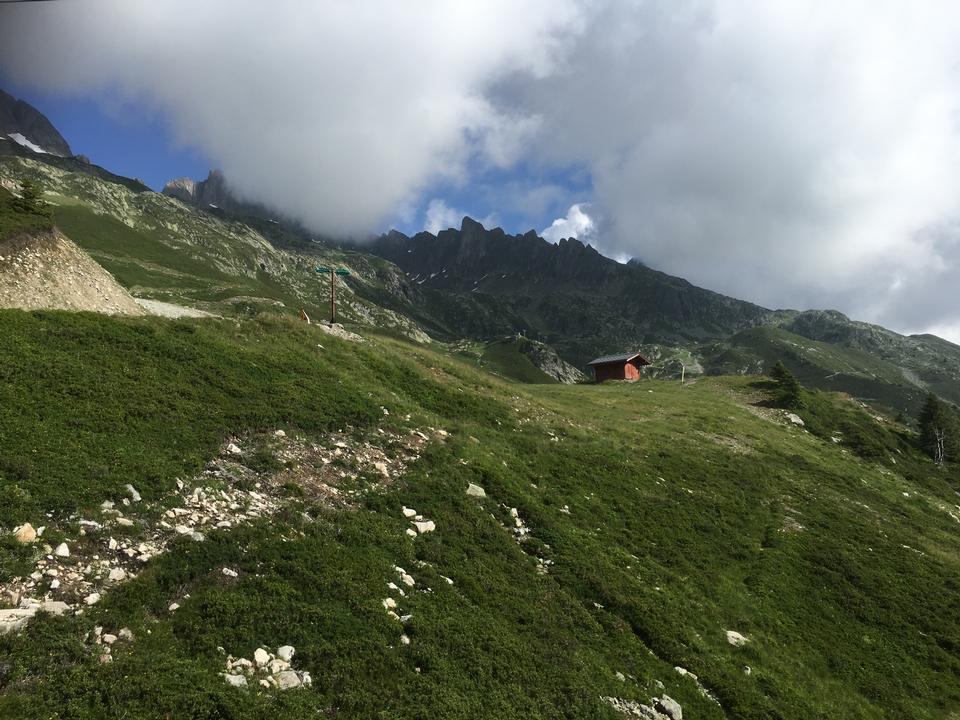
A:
[703,326,929,417]
[0,310,958,719]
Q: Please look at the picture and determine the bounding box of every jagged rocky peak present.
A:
[162,169,233,208]
[0,88,72,157]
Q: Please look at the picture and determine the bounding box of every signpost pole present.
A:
[331,270,336,323]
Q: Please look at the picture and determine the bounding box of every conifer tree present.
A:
[770,360,803,409]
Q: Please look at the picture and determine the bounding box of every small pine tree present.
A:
[12,178,44,215]
[918,393,958,465]
[770,360,803,409]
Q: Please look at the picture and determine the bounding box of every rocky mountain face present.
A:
[369,217,775,365]
[0,89,72,157]
[162,169,237,210]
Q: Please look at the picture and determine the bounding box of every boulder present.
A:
[254,647,270,667]
[412,520,435,535]
[224,673,248,688]
[655,695,682,720]
[13,523,37,543]
[401,506,417,518]
[108,567,126,582]
[84,593,101,606]
[277,645,295,662]
[125,484,141,502]
[466,483,486,498]
[54,542,70,557]
[274,670,301,690]
[726,630,748,646]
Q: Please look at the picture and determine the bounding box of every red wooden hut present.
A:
[587,351,652,382]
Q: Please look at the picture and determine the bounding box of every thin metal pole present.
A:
[330,271,336,323]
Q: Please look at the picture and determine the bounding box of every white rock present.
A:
[254,647,270,667]
[466,483,486,498]
[50,579,60,589]
[119,628,133,641]
[300,672,312,686]
[400,634,410,645]
[400,573,415,587]
[277,645,295,662]
[655,695,683,720]
[274,429,287,438]
[108,567,126,582]
[102,633,118,645]
[84,593,101,606]
[222,567,238,578]
[108,538,118,550]
[116,518,134,527]
[268,659,290,674]
[224,673,247,688]
[54,542,70,557]
[374,461,389,478]
[101,500,115,510]
[401,506,417,518]
[726,630,749,647]
[226,442,243,456]
[275,670,301,690]
[412,520,435,535]
[786,413,805,427]
[383,598,397,610]
[125,484,141,502]
[168,602,180,612]
[405,528,417,538]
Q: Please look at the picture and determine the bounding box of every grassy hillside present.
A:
[0,156,428,340]
[703,326,929,418]
[1,310,959,719]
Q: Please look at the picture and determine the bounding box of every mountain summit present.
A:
[0,89,72,157]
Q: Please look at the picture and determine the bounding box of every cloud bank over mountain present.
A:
[2,0,960,340]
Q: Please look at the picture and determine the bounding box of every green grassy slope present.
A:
[703,326,928,417]
[1,310,958,719]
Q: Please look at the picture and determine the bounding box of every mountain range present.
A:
[1,87,958,419]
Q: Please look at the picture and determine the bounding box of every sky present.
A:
[1,1,959,343]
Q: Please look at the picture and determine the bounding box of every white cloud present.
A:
[542,203,595,243]
[5,0,960,338]
[0,0,582,237]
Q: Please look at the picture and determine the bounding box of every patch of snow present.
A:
[7,133,47,154]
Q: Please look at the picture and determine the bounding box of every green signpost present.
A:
[315,265,351,323]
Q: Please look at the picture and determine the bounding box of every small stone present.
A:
[118,628,134,641]
[274,429,286,438]
[615,671,626,682]
[99,653,113,664]
[84,593,101,606]
[125,484,141,502]
[405,528,417,538]
[401,506,417,518]
[412,520,435,535]
[222,567,238,578]
[102,633,118,644]
[101,500,115,510]
[254,647,270,667]
[275,670,301,690]
[50,579,60,589]
[168,602,180,612]
[383,597,397,610]
[108,538,118,550]
[116,518,134,527]
[277,645,295,662]
[400,633,410,645]
[743,665,752,675]
[300,671,312,686]
[13,523,37,543]
[226,442,242,456]
[108,567,126,582]
[726,630,748,647]
[400,573,415,587]
[786,412,805,427]
[374,461,389,478]
[224,673,247,688]
[466,483,486,498]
